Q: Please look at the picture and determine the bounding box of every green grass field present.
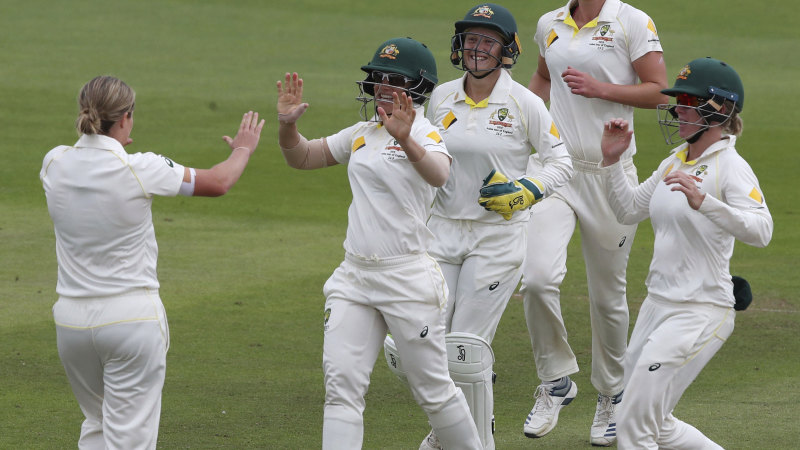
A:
[1,0,798,448]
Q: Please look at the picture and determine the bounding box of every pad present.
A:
[383,334,409,386]
[446,332,495,449]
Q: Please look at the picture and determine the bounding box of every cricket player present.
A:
[520,0,668,445]
[600,57,772,449]
[408,4,573,449]
[41,75,264,449]
[276,37,482,450]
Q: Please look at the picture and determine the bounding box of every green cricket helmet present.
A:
[358,37,437,105]
[451,3,522,71]
[658,57,744,144]
[662,57,744,112]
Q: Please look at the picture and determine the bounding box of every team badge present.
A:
[324,308,331,331]
[695,165,708,177]
[381,139,408,161]
[487,108,514,135]
[590,25,615,50]
[676,65,691,80]
[379,44,400,60]
[163,156,174,167]
[471,5,494,19]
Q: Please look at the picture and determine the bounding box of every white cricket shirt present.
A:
[426,70,572,224]
[41,134,185,297]
[603,136,773,307]
[536,0,663,162]
[326,105,450,260]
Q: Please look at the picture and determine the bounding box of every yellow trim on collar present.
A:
[464,95,489,109]
[564,12,599,36]
[676,149,699,165]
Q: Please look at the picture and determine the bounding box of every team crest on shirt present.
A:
[487,108,514,135]
[590,25,616,50]
[324,308,331,331]
[382,139,408,161]
[694,165,708,177]
[163,156,174,167]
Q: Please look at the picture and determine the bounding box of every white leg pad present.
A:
[446,332,495,449]
[383,334,409,386]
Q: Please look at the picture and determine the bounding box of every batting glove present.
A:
[478,169,544,220]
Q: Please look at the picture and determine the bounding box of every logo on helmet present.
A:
[379,44,400,60]
[472,5,494,19]
[676,65,691,80]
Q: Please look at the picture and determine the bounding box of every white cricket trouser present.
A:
[53,289,169,450]
[617,296,733,449]
[428,215,527,343]
[521,159,637,394]
[321,253,481,450]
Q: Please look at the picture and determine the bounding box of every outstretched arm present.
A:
[186,111,265,197]
[277,72,338,169]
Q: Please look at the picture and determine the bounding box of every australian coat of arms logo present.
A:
[379,44,400,60]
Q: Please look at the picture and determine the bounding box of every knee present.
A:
[520,269,562,299]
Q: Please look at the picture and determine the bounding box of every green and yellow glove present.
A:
[478,169,544,220]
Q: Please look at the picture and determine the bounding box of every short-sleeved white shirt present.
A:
[326,105,450,259]
[426,70,572,224]
[535,0,663,162]
[603,136,773,307]
[41,134,185,297]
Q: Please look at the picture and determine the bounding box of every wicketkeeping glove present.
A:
[478,169,544,220]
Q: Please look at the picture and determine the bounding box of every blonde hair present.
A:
[721,100,743,136]
[75,76,136,135]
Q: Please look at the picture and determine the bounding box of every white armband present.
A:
[178,167,196,196]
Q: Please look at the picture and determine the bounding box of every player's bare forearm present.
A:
[194,147,252,197]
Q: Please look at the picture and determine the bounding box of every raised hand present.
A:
[378,91,415,141]
[223,111,265,153]
[277,72,309,124]
[664,171,706,210]
[601,118,633,166]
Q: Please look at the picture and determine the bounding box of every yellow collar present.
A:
[675,148,699,165]
[464,95,489,109]
[564,11,599,36]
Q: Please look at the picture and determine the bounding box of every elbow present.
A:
[429,174,448,188]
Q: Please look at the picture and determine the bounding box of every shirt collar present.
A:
[557,0,621,28]
[75,134,126,154]
[453,70,514,108]
[673,135,737,164]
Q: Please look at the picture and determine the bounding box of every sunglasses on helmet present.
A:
[370,71,414,88]
[676,93,702,107]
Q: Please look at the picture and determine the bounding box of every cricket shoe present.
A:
[590,391,623,447]
[418,430,442,450]
[523,376,578,438]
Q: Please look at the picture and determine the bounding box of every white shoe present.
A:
[419,430,442,450]
[590,391,623,446]
[523,377,578,438]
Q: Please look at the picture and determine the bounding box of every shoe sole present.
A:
[523,383,578,439]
